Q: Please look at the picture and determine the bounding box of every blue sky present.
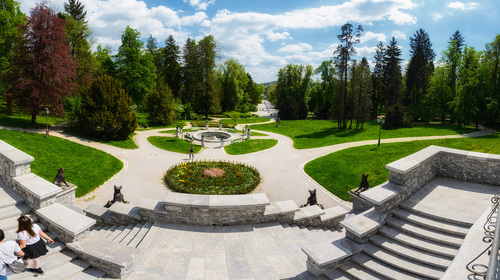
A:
[18,0,500,83]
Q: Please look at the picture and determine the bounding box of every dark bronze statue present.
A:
[104,185,129,208]
[53,167,70,187]
[353,173,370,194]
[300,189,324,209]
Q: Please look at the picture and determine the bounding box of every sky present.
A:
[17,0,500,83]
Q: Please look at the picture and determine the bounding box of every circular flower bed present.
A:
[164,161,261,194]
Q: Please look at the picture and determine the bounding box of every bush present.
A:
[145,80,176,126]
[383,103,413,129]
[77,75,137,140]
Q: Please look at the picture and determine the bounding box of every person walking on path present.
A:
[0,229,24,280]
[189,145,194,160]
[16,216,54,275]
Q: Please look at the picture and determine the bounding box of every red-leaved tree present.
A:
[5,1,77,124]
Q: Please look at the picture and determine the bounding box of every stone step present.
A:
[91,226,111,238]
[3,221,49,241]
[67,267,107,280]
[128,222,153,248]
[106,225,127,241]
[0,184,25,208]
[113,224,136,243]
[0,212,38,232]
[351,252,429,280]
[338,260,389,280]
[0,203,32,220]
[363,243,444,279]
[39,258,91,279]
[378,226,458,258]
[393,208,469,237]
[100,225,119,239]
[370,234,452,269]
[120,224,143,246]
[386,217,463,247]
[9,248,74,279]
[400,200,473,227]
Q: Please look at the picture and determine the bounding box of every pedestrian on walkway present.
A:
[16,216,54,275]
[189,145,194,160]
[0,229,24,280]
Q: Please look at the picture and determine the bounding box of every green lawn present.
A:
[220,117,270,124]
[148,136,202,154]
[64,128,138,149]
[0,109,66,129]
[159,129,268,136]
[252,120,475,149]
[0,129,123,197]
[305,133,500,202]
[224,139,278,155]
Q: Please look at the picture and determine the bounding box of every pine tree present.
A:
[405,28,435,120]
[159,35,182,98]
[442,31,465,99]
[63,0,87,22]
[383,37,403,107]
[182,37,199,106]
[145,78,176,126]
[5,2,77,124]
[371,42,385,118]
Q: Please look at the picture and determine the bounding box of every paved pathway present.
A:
[0,100,494,211]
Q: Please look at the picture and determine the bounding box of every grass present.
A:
[0,108,66,129]
[224,139,278,155]
[148,136,202,154]
[220,117,270,124]
[159,129,268,136]
[252,119,476,149]
[305,133,500,202]
[64,127,138,149]
[0,129,123,197]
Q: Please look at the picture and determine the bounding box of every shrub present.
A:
[383,103,413,129]
[77,75,137,140]
[145,80,176,126]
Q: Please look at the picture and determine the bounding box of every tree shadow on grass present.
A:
[294,126,365,140]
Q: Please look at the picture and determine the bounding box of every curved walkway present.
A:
[0,101,495,211]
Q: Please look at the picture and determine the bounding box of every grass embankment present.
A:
[148,137,202,154]
[63,127,138,149]
[305,133,500,201]
[0,129,123,197]
[224,139,278,155]
[252,120,475,149]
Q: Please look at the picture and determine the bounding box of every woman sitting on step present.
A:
[0,229,24,280]
[16,216,54,275]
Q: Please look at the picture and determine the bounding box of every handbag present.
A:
[6,258,28,274]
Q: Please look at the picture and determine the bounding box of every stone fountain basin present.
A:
[191,130,239,143]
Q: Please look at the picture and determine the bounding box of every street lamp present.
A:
[377,118,385,147]
[45,108,49,137]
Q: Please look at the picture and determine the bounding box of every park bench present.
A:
[227,128,236,133]
[190,126,199,131]
[231,138,242,144]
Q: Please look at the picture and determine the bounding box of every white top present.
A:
[17,224,41,245]
[0,240,22,276]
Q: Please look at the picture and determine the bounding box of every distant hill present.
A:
[260,81,276,87]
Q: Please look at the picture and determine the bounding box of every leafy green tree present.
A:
[115,26,157,105]
[94,44,116,77]
[182,37,199,105]
[77,75,137,140]
[484,34,500,121]
[5,2,77,124]
[158,35,182,98]
[245,73,263,107]
[443,31,465,98]
[220,59,249,112]
[425,66,452,124]
[405,28,436,120]
[383,37,403,107]
[145,79,176,126]
[372,42,385,117]
[275,64,312,120]
[310,60,335,119]
[0,0,25,105]
[63,0,87,22]
[334,23,363,129]
[351,57,372,130]
[195,35,220,117]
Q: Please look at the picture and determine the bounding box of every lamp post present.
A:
[45,107,49,137]
[377,118,385,147]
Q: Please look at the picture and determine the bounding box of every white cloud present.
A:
[267,32,291,41]
[181,12,208,25]
[432,13,442,22]
[278,43,313,53]
[392,30,407,40]
[448,2,479,10]
[360,31,387,43]
[355,46,377,57]
[183,0,215,11]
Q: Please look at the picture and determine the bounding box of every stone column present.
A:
[175,127,179,138]
[201,135,205,147]
[219,121,222,130]
[220,138,224,148]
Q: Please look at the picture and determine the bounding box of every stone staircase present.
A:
[89,222,155,249]
[0,182,107,280]
[330,200,471,280]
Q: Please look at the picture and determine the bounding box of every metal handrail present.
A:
[486,199,500,280]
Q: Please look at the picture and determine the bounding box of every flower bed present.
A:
[164,160,261,194]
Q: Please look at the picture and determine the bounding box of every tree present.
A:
[194,35,220,117]
[383,37,403,107]
[334,23,363,129]
[115,26,156,105]
[310,60,335,119]
[372,42,385,118]
[158,35,182,98]
[145,78,176,126]
[245,73,263,107]
[351,57,372,130]
[4,2,77,124]
[275,64,312,120]
[94,44,116,77]
[63,0,87,22]
[426,66,452,124]
[220,59,249,112]
[0,0,25,105]
[484,34,500,118]
[405,28,436,120]
[182,37,199,105]
[443,31,465,98]
[77,75,137,140]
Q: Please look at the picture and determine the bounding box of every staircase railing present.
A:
[467,192,500,279]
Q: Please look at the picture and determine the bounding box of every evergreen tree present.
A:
[5,2,77,124]
[63,0,87,22]
[351,57,372,130]
[145,78,176,126]
[334,23,363,129]
[196,35,220,117]
[405,28,436,120]
[383,37,403,107]
[115,26,156,105]
[444,31,465,97]
[371,42,385,118]
[182,37,199,106]
[159,35,182,98]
